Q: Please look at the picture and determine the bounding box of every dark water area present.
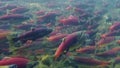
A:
[0,0,120,68]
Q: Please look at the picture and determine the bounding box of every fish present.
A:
[54,32,78,59]
[76,46,96,54]
[49,31,60,36]
[13,23,36,30]
[35,10,45,16]
[54,31,84,59]
[12,28,52,43]
[101,30,120,38]
[10,7,29,14]
[37,11,60,24]
[96,47,120,58]
[0,57,29,68]
[73,56,110,66]
[47,34,68,42]
[0,29,11,40]
[0,14,29,23]
[59,15,79,25]
[97,37,115,47]
[109,22,120,31]
[0,4,17,10]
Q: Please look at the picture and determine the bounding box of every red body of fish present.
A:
[97,37,115,47]
[109,22,120,31]
[0,57,29,68]
[10,7,29,14]
[59,15,79,25]
[101,30,120,38]
[96,47,120,57]
[54,32,78,59]
[76,46,95,54]
[74,56,110,66]
[47,34,68,42]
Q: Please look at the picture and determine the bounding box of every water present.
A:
[0,0,120,68]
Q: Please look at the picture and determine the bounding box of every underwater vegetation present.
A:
[1,0,120,68]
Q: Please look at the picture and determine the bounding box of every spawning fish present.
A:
[0,57,29,68]
[12,28,52,43]
[73,56,110,66]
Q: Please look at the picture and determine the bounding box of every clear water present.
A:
[0,0,120,68]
